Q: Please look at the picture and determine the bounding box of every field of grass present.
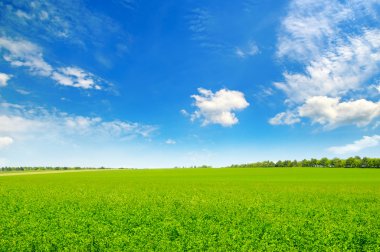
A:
[0,168,379,251]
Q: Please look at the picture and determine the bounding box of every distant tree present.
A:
[290,160,297,167]
[331,158,342,168]
[361,157,369,168]
[352,157,362,168]
[301,159,310,167]
[310,158,318,167]
[374,158,380,168]
[275,160,284,167]
[346,157,355,168]
[283,160,292,167]
[319,157,330,167]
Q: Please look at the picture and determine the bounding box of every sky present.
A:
[0,0,380,168]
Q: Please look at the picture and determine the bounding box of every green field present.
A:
[1,168,380,251]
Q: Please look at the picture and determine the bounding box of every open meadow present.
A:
[0,168,380,251]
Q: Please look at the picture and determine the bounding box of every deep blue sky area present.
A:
[0,0,379,167]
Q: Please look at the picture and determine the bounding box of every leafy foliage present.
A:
[230,156,380,168]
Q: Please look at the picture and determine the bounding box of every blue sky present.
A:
[0,0,380,168]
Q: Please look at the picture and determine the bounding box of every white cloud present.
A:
[0,37,53,76]
[186,8,227,52]
[269,111,300,125]
[39,11,49,20]
[0,73,12,87]
[235,42,259,58]
[0,104,157,143]
[277,0,351,61]
[15,10,32,20]
[328,135,380,154]
[165,139,176,145]
[1,0,129,53]
[371,84,380,94]
[235,48,245,58]
[190,88,249,127]
[180,109,189,117]
[52,67,101,89]
[100,120,156,138]
[0,136,14,148]
[298,96,380,128]
[273,1,380,129]
[373,120,380,130]
[0,36,106,90]
[269,96,380,129]
[65,116,156,139]
[0,115,43,134]
[277,0,380,61]
[15,89,30,95]
[275,29,380,103]
[64,116,102,133]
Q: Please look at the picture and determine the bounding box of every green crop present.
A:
[0,168,379,251]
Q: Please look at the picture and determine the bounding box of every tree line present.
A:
[0,166,109,172]
[1,157,380,171]
[229,156,380,168]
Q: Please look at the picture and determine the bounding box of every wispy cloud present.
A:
[269,111,300,125]
[277,0,352,61]
[186,5,263,58]
[0,37,53,76]
[328,135,380,154]
[165,139,176,145]
[275,29,380,103]
[112,0,136,10]
[187,8,225,51]
[0,103,157,146]
[277,0,380,61]
[243,0,262,13]
[0,36,108,90]
[189,88,249,127]
[52,67,102,90]
[235,41,259,58]
[0,0,130,52]
[15,89,30,95]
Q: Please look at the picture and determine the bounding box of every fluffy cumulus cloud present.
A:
[328,135,380,154]
[0,136,14,148]
[298,96,380,128]
[0,37,106,89]
[0,73,12,87]
[190,88,249,127]
[272,0,380,130]
[270,96,380,129]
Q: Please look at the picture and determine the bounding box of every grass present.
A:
[0,168,379,251]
